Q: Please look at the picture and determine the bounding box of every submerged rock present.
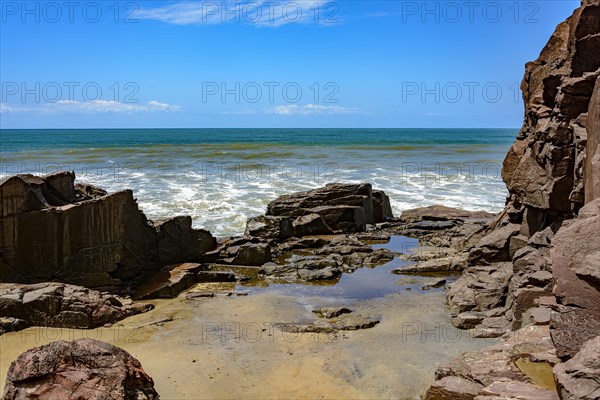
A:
[2,338,158,399]
[312,306,352,319]
[280,314,380,333]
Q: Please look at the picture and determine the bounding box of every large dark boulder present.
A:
[155,216,216,264]
[2,338,158,399]
[244,215,292,239]
[264,183,393,235]
[0,172,216,290]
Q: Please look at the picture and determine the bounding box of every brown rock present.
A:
[477,379,559,400]
[0,283,152,333]
[267,182,374,219]
[244,215,292,239]
[292,213,333,236]
[424,376,484,400]
[551,199,600,358]
[585,76,600,203]
[447,263,513,321]
[550,308,600,359]
[155,216,216,264]
[509,234,528,259]
[399,205,494,223]
[392,254,467,274]
[134,263,206,299]
[329,315,380,330]
[230,242,272,266]
[468,224,521,264]
[434,326,554,387]
[530,307,552,325]
[502,1,600,212]
[372,190,393,222]
[279,314,379,333]
[307,205,367,233]
[554,335,600,400]
[312,306,352,319]
[452,312,484,329]
[2,338,157,399]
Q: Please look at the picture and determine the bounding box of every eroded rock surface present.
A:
[427,326,559,400]
[0,283,152,334]
[264,183,393,235]
[2,338,158,400]
[424,1,600,397]
[554,335,600,400]
[0,172,216,290]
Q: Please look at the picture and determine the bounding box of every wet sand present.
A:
[0,288,498,399]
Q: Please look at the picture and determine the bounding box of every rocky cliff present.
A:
[426,1,600,398]
[0,172,216,290]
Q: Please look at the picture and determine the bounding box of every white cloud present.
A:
[0,103,31,113]
[269,103,359,115]
[136,1,339,27]
[0,100,181,114]
[222,109,259,115]
[425,112,452,117]
[146,100,182,112]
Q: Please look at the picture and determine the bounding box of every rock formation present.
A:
[445,0,599,339]
[2,338,158,399]
[0,282,152,334]
[425,0,600,397]
[200,183,397,283]
[264,183,393,236]
[554,336,600,400]
[0,171,217,290]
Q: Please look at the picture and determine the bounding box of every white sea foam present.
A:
[1,145,509,237]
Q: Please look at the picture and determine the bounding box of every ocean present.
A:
[0,128,515,237]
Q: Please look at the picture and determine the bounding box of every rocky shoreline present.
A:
[1,1,599,398]
[423,0,600,398]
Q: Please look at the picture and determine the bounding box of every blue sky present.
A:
[0,0,579,128]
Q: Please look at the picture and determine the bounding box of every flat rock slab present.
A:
[408,220,456,230]
[434,325,555,388]
[330,315,380,330]
[279,314,380,333]
[399,205,495,222]
[0,283,152,334]
[422,279,447,290]
[478,379,559,400]
[135,263,205,299]
[424,376,483,400]
[530,307,551,325]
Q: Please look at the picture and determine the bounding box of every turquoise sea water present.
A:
[0,128,515,236]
